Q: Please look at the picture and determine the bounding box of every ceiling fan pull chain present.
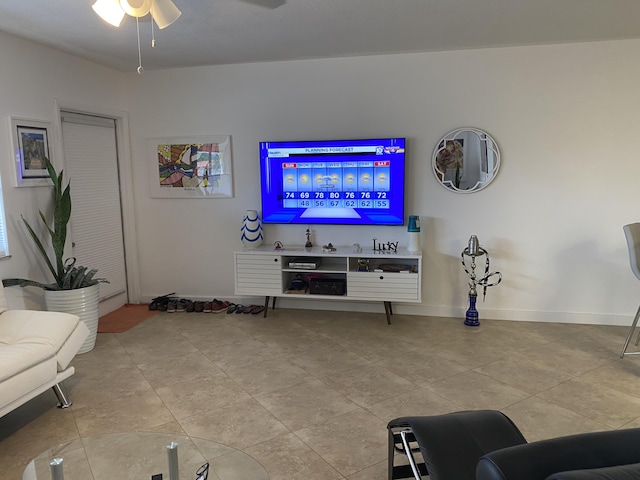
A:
[151,15,157,48]
[136,17,144,74]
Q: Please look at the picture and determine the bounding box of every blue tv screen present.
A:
[260,138,406,225]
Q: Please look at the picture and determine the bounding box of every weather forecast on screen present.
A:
[259,138,405,225]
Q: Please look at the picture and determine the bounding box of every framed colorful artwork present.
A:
[10,117,54,187]
[148,135,233,198]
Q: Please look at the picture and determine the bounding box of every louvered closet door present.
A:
[61,113,127,300]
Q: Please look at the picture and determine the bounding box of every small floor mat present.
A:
[98,304,158,333]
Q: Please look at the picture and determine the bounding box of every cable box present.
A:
[288,258,322,269]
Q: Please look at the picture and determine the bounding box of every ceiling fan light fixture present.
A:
[92,0,126,27]
[150,0,182,29]
[119,0,151,17]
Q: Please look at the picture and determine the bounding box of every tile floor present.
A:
[1,307,640,479]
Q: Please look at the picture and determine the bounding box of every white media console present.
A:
[234,246,422,323]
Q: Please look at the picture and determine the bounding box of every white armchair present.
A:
[0,284,89,417]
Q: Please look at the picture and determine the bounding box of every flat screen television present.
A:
[259,138,406,225]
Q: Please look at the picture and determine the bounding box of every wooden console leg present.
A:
[263,296,269,318]
[384,301,393,325]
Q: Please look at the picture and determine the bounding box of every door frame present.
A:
[54,100,141,305]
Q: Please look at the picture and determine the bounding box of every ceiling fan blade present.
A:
[237,0,286,9]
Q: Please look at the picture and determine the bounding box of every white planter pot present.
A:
[45,284,100,354]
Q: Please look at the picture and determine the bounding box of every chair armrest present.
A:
[476,428,640,480]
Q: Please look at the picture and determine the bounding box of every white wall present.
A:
[1,31,639,326]
[126,39,640,326]
[0,32,128,309]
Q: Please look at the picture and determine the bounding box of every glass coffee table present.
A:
[22,432,269,480]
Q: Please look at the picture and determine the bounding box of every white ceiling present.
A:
[0,0,639,72]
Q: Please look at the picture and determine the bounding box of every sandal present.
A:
[227,304,239,314]
[243,305,255,314]
[251,305,265,315]
[234,305,246,314]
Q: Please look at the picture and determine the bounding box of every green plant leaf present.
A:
[6,156,108,290]
[20,215,58,283]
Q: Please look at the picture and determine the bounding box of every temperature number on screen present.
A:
[286,191,390,209]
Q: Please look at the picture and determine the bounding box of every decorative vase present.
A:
[45,284,100,354]
[241,210,263,248]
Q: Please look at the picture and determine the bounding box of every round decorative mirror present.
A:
[432,127,500,193]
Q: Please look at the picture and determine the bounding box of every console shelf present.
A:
[234,246,422,324]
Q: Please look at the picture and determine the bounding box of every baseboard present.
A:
[141,293,630,326]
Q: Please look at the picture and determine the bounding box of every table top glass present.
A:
[22,432,269,480]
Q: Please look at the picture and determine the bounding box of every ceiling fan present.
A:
[92,0,285,29]
[92,0,181,29]
[92,0,183,73]
[92,0,285,73]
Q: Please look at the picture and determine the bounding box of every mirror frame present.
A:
[432,127,500,193]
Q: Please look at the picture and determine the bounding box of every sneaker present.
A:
[194,301,205,313]
[149,292,175,310]
[176,299,188,312]
[167,299,177,313]
[211,299,229,314]
[158,298,169,312]
[203,301,213,313]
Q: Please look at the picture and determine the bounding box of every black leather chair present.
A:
[388,410,640,480]
[477,428,640,480]
[387,410,527,480]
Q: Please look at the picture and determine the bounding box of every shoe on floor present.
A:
[157,298,169,312]
[167,299,178,313]
[149,293,176,310]
[212,300,230,313]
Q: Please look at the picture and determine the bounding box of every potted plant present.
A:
[3,157,107,353]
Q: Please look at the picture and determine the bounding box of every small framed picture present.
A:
[10,117,53,187]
